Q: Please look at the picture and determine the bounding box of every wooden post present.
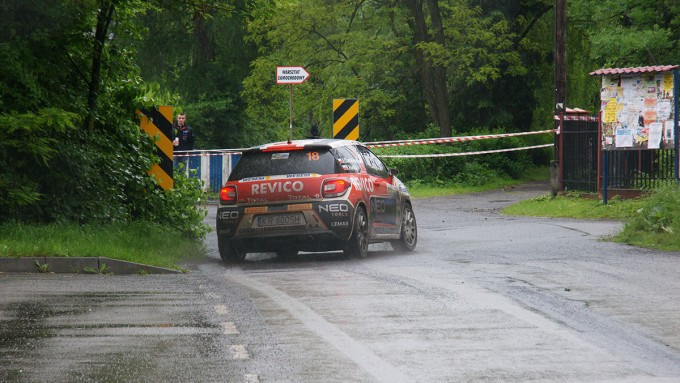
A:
[552,0,567,196]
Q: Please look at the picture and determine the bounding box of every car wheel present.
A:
[276,247,298,260]
[344,206,369,258]
[218,237,246,263]
[391,204,417,252]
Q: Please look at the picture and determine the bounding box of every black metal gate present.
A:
[560,117,599,192]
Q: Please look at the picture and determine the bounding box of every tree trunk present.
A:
[193,7,215,67]
[86,1,115,131]
[425,0,450,137]
[403,0,451,137]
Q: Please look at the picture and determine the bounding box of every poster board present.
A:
[600,72,675,150]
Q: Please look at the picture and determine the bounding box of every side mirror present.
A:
[389,168,399,176]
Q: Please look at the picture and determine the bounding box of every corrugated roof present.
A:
[590,65,678,76]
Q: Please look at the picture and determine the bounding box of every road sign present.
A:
[276,66,310,84]
[137,106,174,190]
[333,99,359,140]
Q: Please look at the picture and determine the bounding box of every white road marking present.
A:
[213,304,230,315]
[229,344,250,359]
[220,322,239,335]
[244,374,260,383]
[225,273,410,383]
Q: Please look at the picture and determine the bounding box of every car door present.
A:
[356,145,399,236]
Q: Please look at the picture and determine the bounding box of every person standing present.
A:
[173,113,195,171]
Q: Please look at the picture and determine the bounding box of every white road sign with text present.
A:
[276,66,310,84]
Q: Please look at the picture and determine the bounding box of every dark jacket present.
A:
[174,124,195,151]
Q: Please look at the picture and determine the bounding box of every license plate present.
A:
[256,213,305,227]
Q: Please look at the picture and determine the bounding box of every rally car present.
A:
[216,139,417,263]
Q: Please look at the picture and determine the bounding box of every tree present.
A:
[570,0,680,67]
[403,0,451,137]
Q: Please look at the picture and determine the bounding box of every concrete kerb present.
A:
[0,256,181,274]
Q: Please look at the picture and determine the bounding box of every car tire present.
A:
[276,247,298,260]
[391,203,417,252]
[218,237,246,263]
[344,206,369,258]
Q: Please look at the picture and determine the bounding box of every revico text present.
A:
[252,181,304,195]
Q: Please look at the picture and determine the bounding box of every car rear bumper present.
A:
[216,200,355,244]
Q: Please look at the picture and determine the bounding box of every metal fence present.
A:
[604,149,676,190]
[559,115,677,193]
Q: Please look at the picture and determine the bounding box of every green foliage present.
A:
[375,126,550,186]
[0,0,207,239]
[83,263,111,275]
[502,192,644,220]
[139,166,211,239]
[0,109,78,215]
[407,167,549,198]
[34,260,50,273]
[134,0,255,149]
[0,221,205,269]
[624,185,680,234]
[570,0,680,67]
[614,186,680,252]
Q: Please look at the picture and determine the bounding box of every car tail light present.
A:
[220,185,237,204]
[322,178,350,198]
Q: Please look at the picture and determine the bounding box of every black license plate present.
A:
[256,213,305,227]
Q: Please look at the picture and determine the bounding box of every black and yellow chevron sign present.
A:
[333,99,359,140]
[137,106,174,190]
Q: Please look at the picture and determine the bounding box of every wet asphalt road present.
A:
[2,181,680,382]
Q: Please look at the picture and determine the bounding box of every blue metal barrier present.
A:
[173,151,241,192]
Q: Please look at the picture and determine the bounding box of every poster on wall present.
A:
[599,71,676,150]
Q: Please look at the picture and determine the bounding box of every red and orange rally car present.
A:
[216,139,417,263]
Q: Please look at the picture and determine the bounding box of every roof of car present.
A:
[244,139,360,153]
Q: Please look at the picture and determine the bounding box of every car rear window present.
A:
[229,149,338,181]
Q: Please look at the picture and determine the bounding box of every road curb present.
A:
[0,257,182,275]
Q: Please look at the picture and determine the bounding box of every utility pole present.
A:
[552,0,567,196]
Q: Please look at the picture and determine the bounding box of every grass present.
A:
[614,230,680,252]
[407,167,549,199]
[0,221,205,270]
[502,193,645,220]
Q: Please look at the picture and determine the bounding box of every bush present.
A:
[375,126,551,186]
[139,166,210,238]
[625,185,680,234]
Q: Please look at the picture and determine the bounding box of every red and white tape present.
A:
[553,115,599,122]
[364,129,556,148]
[174,150,243,158]
[172,129,556,158]
[377,144,553,158]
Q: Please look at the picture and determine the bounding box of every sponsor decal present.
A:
[285,173,319,178]
[349,177,374,192]
[240,176,268,182]
[219,211,240,220]
[289,194,311,200]
[318,203,350,213]
[240,174,319,182]
[331,221,350,227]
[252,180,304,195]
